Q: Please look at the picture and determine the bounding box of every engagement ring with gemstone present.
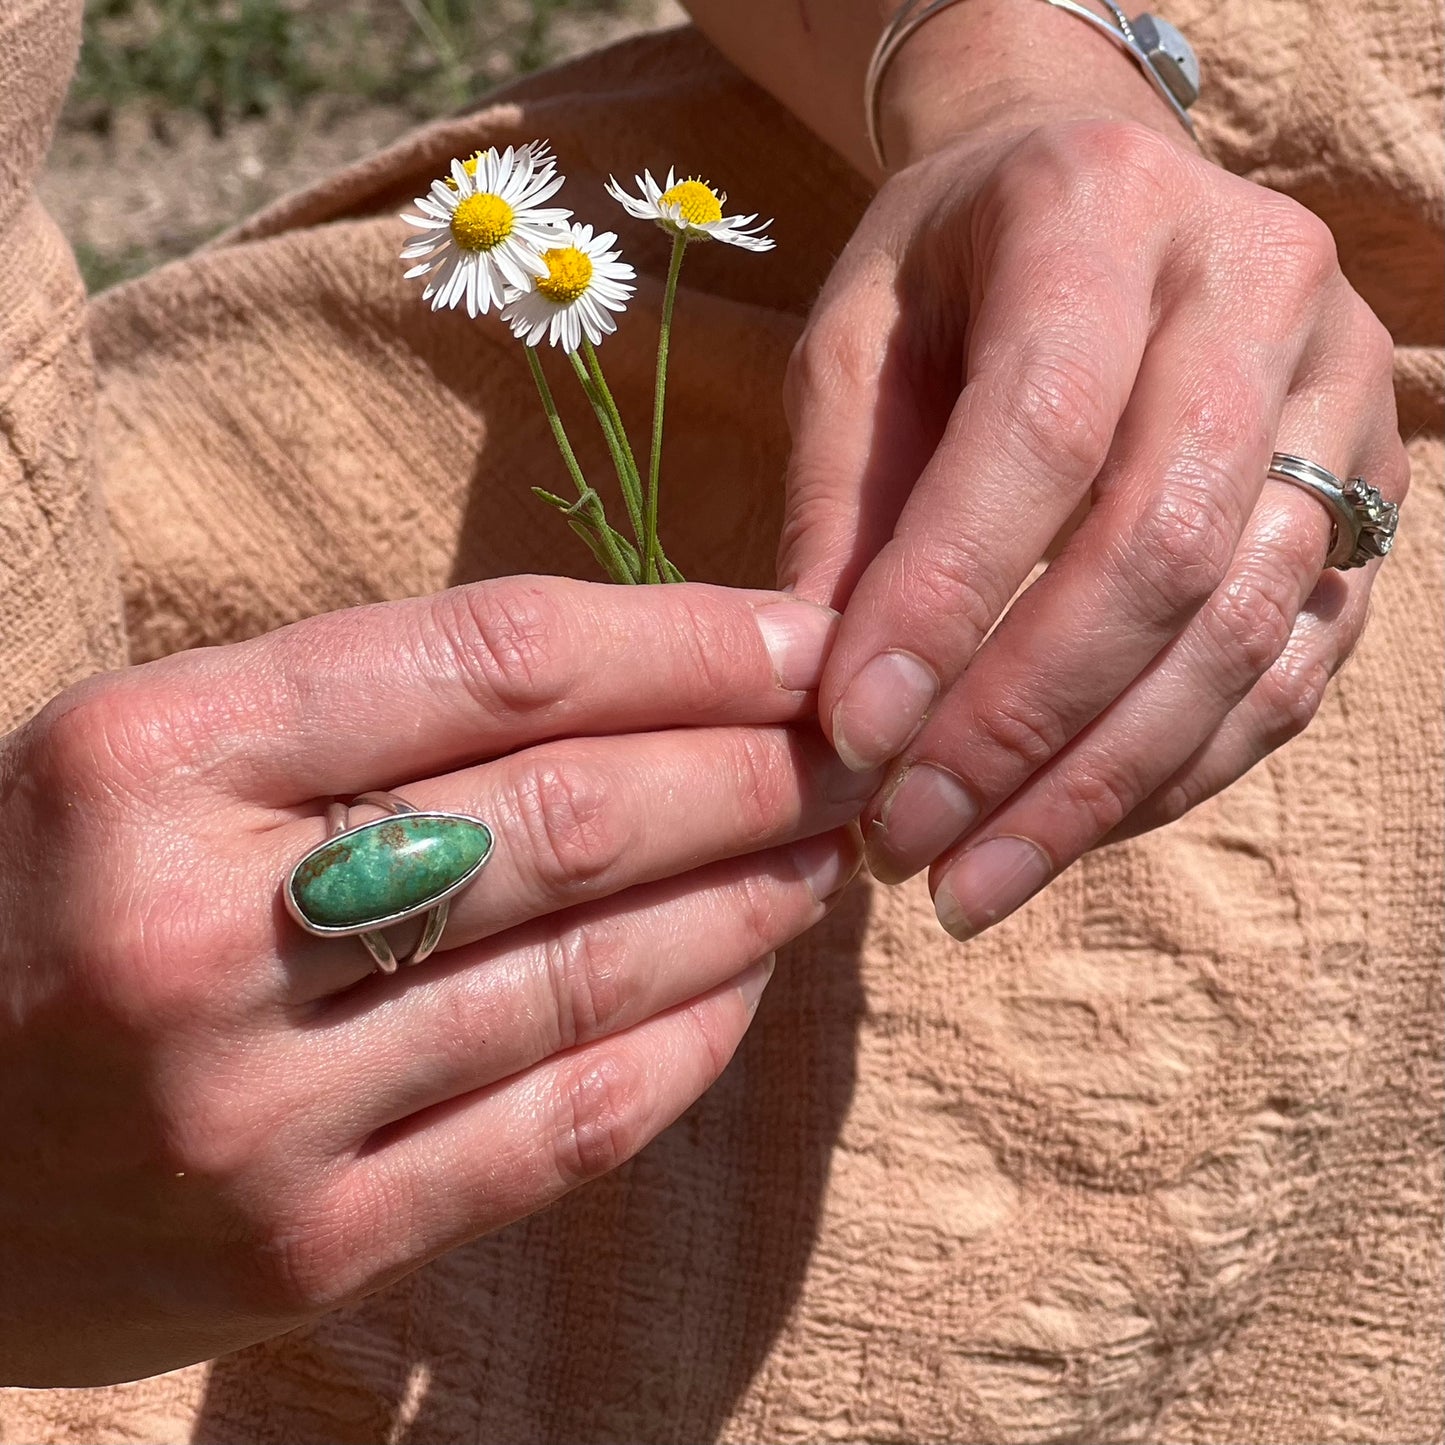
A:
[285,791,494,973]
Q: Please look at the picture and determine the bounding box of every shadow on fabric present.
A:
[192,885,871,1444]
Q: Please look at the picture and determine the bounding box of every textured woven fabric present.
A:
[0,0,123,734]
[1,1,1441,1439]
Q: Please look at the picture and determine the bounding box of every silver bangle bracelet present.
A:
[864,0,1199,171]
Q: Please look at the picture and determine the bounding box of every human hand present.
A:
[780,117,1408,938]
[0,578,870,1385]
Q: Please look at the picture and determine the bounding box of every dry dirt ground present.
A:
[40,0,683,291]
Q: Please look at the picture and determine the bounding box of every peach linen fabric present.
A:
[1,0,1441,1439]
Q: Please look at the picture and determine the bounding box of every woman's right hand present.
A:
[0,577,870,1386]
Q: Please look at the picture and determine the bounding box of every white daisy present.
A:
[501,223,636,354]
[604,169,774,251]
[400,141,572,318]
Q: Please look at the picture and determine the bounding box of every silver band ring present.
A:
[284,790,495,973]
[1266,452,1398,570]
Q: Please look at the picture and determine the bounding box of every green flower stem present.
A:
[644,231,688,585]
[565,519,626,581]
[524,347,634,584]
[581,340,645,518]
[567,348,646,550]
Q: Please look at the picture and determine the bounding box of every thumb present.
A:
[776,248,950,607]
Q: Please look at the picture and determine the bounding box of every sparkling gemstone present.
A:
[289,813,492,931]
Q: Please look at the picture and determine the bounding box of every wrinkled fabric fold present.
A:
[0,0,124,731]
[0,3,1440,1441]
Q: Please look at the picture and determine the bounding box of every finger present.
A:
[861,289,1315,882]
[1098,277,1408,853]
[322,958,774,1304]
[304,829,863,1141]
[1103,567,1370,843]
[819,224,1163,774]
[928,484,1331,938]
[928,383,1411,942]
[148,579,839,804]
[778,241,956,607]
[273,726,877,998]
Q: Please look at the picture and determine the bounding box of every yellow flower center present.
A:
[450,192,514,252]
[536,245,594,304]
[659,179,723,227]
[444,153,483,190]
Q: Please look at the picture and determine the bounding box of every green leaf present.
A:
[531,484,603,520]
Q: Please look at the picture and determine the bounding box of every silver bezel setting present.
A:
[284,807,495,939]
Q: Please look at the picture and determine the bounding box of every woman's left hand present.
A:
[780,116,1410,940]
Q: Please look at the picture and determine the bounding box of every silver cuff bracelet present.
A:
[864,0,1200,170]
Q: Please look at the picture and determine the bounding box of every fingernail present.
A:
[736,953,776,1015]
[933,836,1052,941]
[753,601,839,692]
[865,764,978,884]
[831,651,938,772]
[793,827,865,903]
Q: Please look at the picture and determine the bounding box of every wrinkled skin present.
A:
[0,579,869,1384]
[779,120,1408,935]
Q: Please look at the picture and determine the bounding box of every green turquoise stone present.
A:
[290,814,493,931]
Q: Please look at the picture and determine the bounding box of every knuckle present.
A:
[247,1176,374,1317]
[19,693,235,1028]
[902,539,1000,650]
[1064,761,1138,837]
[1148,779,1200,829]
[1268,201,1339,291]
[725,730,794,844]
[540,920,626,1054]
[776,485,835,577]
[86,890,221,1031]
[1130,478,1239,619]
[732,867,787,957]
[511,754,623,898]
[997,346,1114,486]
[1005,120,1176,214]
[549,1053,640,1190]
[1201,564,1299,688]
[157,1083,278,1193]
[660,603,758,712]
[782,332,818,430]
[1177,360,1271,461]
[678,995,743,1083]
[970,693,1064,779]
[1079,118,1174,170]
[29,678,156,802]
[434,579,571,717]
[1358,308,1398,388]
[786,317,883,426]
[1256,654,1331,744]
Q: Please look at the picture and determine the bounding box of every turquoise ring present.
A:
[284,790,494,974]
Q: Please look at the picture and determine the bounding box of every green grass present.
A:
[72,0,319,132]
[70,0,630,133]
[72,241,158,291]
[59,0,645,292]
